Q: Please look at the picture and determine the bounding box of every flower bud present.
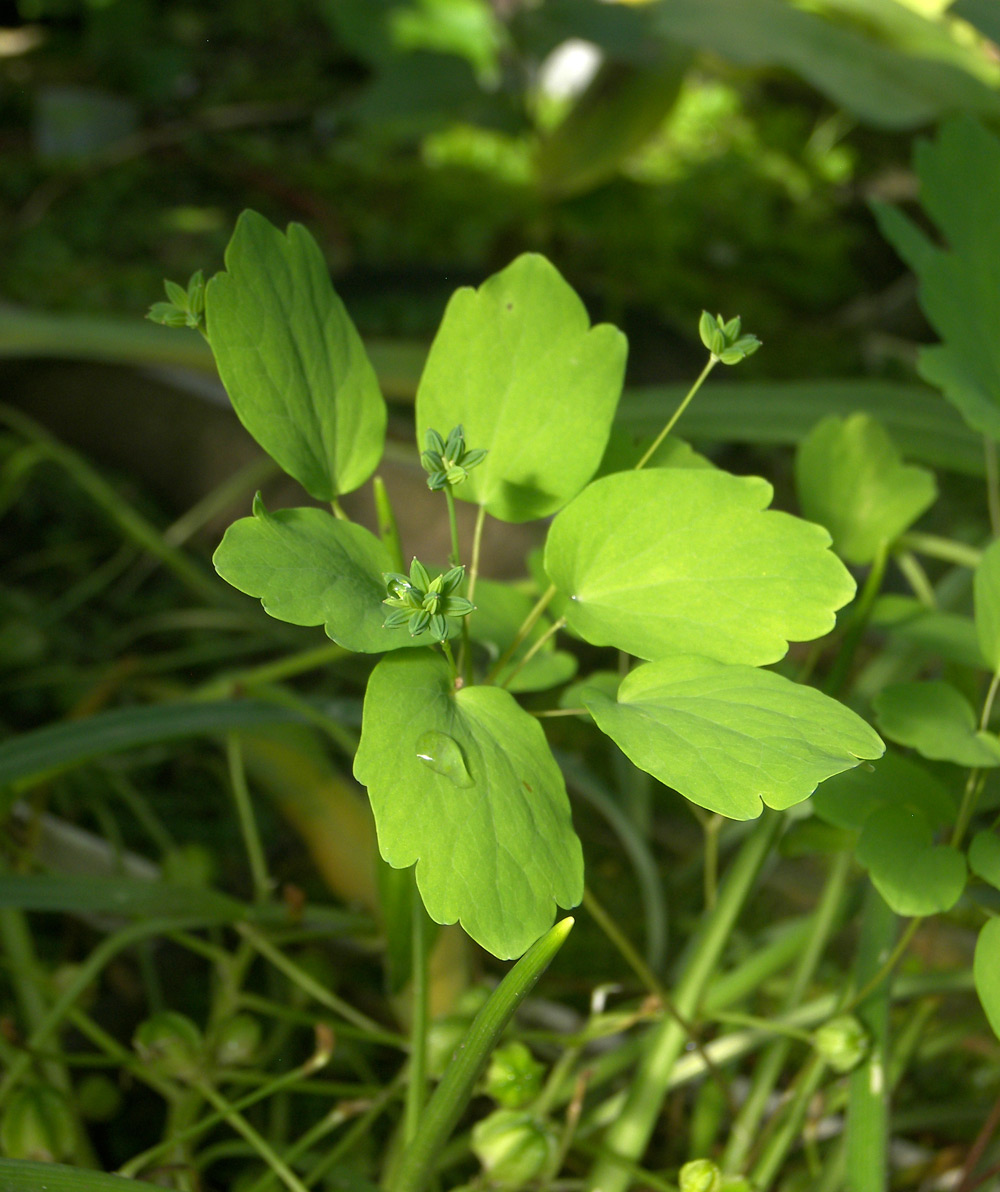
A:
[813,1014,869,1073]
[472,1109,557,1187]
[0,1085,76,1162]
[213,1014,262,1067]
[679,1158,723,1192]
[133,1011,204,1080]
[485,1042,545,1109]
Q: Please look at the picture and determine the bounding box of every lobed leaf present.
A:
[213,495,425,653]
[415,253,627,522]
[353,651,582,959]
[795,414,936,564]
[206,210,386,500]
[544,468,855,665]
[583,654,884,820]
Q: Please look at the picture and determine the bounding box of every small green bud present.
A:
[77,1074,122,1123]
[813,1014,869,1073]
[0,1085,76,1162]
[147,302,189,327]
[164,278,188,308]
[679,1158,723,1192]
[472,1109,557,1187]
[698,311,760,365]
[213,1014,262,1067]
[187,269,206,316]
[133,1011,204,1080]
[421,424,487,490]
[485,1041,546,1109]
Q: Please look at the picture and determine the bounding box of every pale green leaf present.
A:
[872,681,1000,767]
[544,469,855,665]
[415,253,627,522]
[875,119,1000,441]
[974,538,1000,671]
[812,748,954,833]
[206,210,386,499]
[583,655,884,820]
[795,414,936,564]
[353,652,583,958]
[213,496,422,653]
[856,805,966,915]
[969,830,1000,890]
[975,918,1000,1039]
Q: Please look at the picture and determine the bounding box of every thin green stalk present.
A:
[893,549,937,607]
[226,734,272,904]
[824,540,888,697]
[444,486,461,568]
[387,918,574,1192]
[331,498,348,521]
[201,641,349,694]
[234,924,402,1045]
[467,504,486,603]
[486,583,558,683]
[585,812,782,1192]
[747,1052,828,1190]
[499,616,566,689]
[583,887,664,1000]
[0,403,222,605]
[722,849,852,1172]
[191,1078,311,1192]
[373,475,405,572]
[300,1080,402,1189]
[404,895,430,1145]
[635,357,718,470]
[844,887,897,1192]
[896,531,983,570]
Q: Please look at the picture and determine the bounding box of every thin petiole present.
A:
[634,356,717,470]
[467,503,486,603]
[486,583,558,683]
[499,616,566,689]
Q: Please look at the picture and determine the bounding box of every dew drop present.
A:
[415,730,474,787]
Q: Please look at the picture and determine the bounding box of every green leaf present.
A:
[856,806,966,915]
[0,875,245,923]
[206,209,386,500]
[213,496,424,653]
[969,830,1000,890]
[544,469,855,665]
[812,748,955,833]
[874,119,1000,441]
[872,681,1000,767]
[975,538,1000,671]
[0,1160,142,1192]
[975,918,1000,1040]
[583,655,884,820]
[871,596,984,669]
[795,414,936,564]
[353,651,583,958]
[415,253,627,522]
[0,699,302,792]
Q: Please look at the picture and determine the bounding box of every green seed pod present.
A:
[76,1073,122,1123]
[679,1158,723,1192]
[485,1041,546,1109]
[0,1084,76,1162]
[813,1014,870,1073]
[133,1011,204,1080]
[472,1109,557,1187]
[213,1014,262,1067]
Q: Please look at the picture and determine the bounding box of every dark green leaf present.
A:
[856,806,966,915]
[872,681,1000,767]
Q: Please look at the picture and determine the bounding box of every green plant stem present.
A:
[843,887,896,1192]
[896,531,983,570]
[893,549,938,607]
[302,1080,403,1189]
[824,540,888,697]
[191,1078,310,1192]
[404,895,430,1145]
[467,504,486,603]
[444,486,461,568]
[331,498,348,521]
[747,1052,828,1190]
[847,918,920,1012]
[203,642,350,694]
[234,924,402,1045]
[702,814,723,909]
[226,733,272,904]
[0,403,222,605]
[499,616,566,689]
[486,583,558,683]
[584,812,782,1192]
[583,886,664,1000]
[722,849,852,1172]
[634,356,718,470]
[387,917,574,1192]
[374,475,406,572]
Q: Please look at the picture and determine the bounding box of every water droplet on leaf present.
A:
[415,731,474,787]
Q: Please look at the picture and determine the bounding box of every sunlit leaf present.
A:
[353,651,583,959]
[545,469,855,665]
[416,253,627,522]
[584,654,883,820]
[206,210,386,499]
[795,414,936,564]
